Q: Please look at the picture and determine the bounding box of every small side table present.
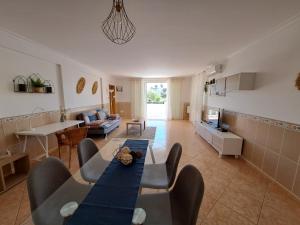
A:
[0,153,30,193]
[126,120,146,136]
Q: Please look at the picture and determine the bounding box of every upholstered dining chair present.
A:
[27,157,90,225]
[136,165,205,225]
[56,127,88,168]
[77,138,110,183]
[77,140,182,187]
[141,143,182,189]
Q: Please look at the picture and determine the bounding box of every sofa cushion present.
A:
[87,120,105,129]
[83,115,90,124]
[97,110,107,120]
[88,114,98,122]
[101,121,115,129]
[107,114,120,120]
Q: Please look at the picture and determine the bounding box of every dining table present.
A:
[21,138,172,225]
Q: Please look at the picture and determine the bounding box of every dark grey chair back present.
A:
[77,138,99,167]
[27,157,72,212]
[170,165,204,225]
[166,143,182,187]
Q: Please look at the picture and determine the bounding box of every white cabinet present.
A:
[195,122,243,158]
[215,77,226,96]
[226,73,256,92]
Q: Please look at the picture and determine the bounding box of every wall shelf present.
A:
[13,73,55,94]
[208,72,256,96]
[226,73,256,93]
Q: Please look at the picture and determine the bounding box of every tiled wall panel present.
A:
[0,111,60,159]
[223,110,300,199]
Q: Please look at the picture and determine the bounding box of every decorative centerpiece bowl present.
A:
[113,146,143,166]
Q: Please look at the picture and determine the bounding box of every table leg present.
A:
[144,121,146,130]
[149,145,156,164]
[45,136,49,158]
[126,124,128,135]
[139,124,142,136]
[35,136,49,158]
[22,136,28,153]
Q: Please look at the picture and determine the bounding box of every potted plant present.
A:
[31,78,45,93]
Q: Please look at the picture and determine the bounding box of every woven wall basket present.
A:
[76,77,86,94]
[296,73,300,90]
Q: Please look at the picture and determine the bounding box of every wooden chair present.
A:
[55,130,69,159]
[55,127,88,168]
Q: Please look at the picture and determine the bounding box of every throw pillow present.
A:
[88,114,98,122]
[97,111,107,120]
[83,115,90,124]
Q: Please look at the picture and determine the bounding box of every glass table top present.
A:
[21,138,172,225]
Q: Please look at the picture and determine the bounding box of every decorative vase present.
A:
[60,113,65,122]
[33,87,44,93]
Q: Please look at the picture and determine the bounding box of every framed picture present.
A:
[116,85,123,92]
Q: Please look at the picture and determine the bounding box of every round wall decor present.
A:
[296,73,300,90]
[76,77,86,94]
[92,81,98,95]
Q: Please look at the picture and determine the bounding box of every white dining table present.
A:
[15,120,84,158]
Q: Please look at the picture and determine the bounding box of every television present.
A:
[207,108,221,128]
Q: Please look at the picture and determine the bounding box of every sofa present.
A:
[77,109,121,137]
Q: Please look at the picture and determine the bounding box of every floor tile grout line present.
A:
[211,167,266,225]
[217,200,257,225]
[200,170,236,224]
[13,183,26,225]
[256,182,270,225]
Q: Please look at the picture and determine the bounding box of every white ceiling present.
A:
[0,0,300,77]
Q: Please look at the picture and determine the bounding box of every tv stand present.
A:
[195,121,243,158]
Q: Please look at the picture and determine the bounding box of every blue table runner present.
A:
[67,139,149,225]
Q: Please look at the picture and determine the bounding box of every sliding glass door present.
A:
[146,83,168,119]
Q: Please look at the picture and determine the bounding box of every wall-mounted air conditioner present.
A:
[206,64,222,76]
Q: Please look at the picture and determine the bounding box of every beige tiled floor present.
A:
[0,120,299,225]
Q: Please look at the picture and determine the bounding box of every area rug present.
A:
[115,126,156,140]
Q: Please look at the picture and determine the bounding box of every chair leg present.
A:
[58,146,61,159]
[69,145,72,169]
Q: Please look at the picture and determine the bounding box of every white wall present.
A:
[181,77,192,103]
[0,28,110,118]
[115,78,131,102]
[0,46,60,117]
[61,66,102,109]
[207,17,300,124]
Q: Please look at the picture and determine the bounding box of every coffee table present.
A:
[126,119,146,136]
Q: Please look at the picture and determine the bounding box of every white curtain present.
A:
[167,78,183,120]
[131,79,146,119]
[140,79,146,118]
[189,73,205,124]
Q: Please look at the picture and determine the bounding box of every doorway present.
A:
[146,83,167,119]
[109,84,116,114]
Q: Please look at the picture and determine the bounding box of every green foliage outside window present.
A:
[147,86,167,103]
